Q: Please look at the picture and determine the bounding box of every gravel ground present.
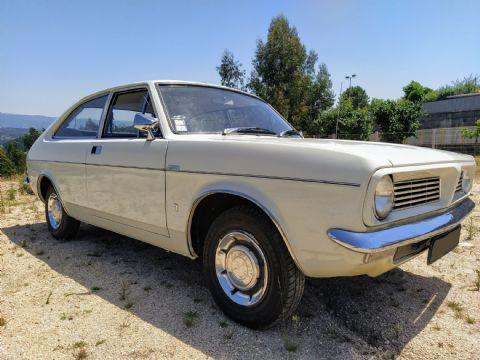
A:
[0,177,479,360]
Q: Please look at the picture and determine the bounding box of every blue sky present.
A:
[1,0,479,117]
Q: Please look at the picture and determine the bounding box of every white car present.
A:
[26,80,476,328]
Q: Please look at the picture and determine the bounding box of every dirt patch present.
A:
[0,178,479,359]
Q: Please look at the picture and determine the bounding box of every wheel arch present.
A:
[37,174,55,203]
[187,189,304,273]
[36,174,69,215]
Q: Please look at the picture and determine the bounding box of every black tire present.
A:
[45,185,80,240]
[203,205,305,329]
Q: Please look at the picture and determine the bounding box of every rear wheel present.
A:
[45,186,80,239]
[203,205,305,329]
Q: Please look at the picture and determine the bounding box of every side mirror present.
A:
[134,113,158,141]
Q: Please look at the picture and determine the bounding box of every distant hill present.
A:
[0,127,29,146]
[0,112,56,129]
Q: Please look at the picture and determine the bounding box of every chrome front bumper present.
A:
[327,198,475,253]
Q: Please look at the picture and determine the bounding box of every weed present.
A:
[86,251,102,257]
[124,302,134,310]
[143,286,151,292]
[60,313,73,321]
[472,270,480,291]
[119,281,130,301]
[119,317,131,330]
[465,216,478,240]
[0,317,6,326]
[16,253,24,257]
[219,320,228,328]
[282,334,298,352]
[432,324,441,331]
[95,339,106,346]
[91,286,101,292]
[75,349,88,360]
[19,239,27,248]
[465,315,476,324]
[183,311,198,327]
[73,341,87,349]
[392,323,403,337]
[45,291,53,305]
[18,180,34,195]
[160,280,173,288]
[447,301,463,312]
[224,330,233,340]
[7,188,16,201]
[0,190,5,213]
[35,249,45,256]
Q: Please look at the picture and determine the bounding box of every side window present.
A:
[55,95,108,138]
[103,90,156,138]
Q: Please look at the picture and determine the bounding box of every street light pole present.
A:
[335,81,343,139]
[345,74,357,90]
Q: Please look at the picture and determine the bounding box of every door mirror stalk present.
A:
[134,113,158,141]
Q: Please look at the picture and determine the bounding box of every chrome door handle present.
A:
[91,145,102,155]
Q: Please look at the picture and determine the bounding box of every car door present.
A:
[85,87,168,236]
[44,94,108,212]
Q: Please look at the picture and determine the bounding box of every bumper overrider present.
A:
[327,198,475,254]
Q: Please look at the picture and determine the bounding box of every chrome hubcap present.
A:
[47,193,62,229]
[215,231,268,306]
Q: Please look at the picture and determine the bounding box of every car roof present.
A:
[86,80,263,102]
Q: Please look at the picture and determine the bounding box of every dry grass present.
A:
[476,156,480,180]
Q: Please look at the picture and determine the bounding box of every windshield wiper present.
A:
[278,129,302,137]
[222,127,277,135]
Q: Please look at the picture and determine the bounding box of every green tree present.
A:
[402,81,432,103]
[370,99,422,143]
[20,127,41,150]
[247,15,313,131]
[217,50,246,89]
[460,119,480,153]
[340,86,369,109]
[0,147,16,177]
[308,63,335,121]
[6,141,26,173]
[424,75,480,102]
[315,99,373,140]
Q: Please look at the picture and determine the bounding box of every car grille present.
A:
[455,172,463,193]
[393,177,441,210]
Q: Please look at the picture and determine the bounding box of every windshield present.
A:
[157,85,294,134]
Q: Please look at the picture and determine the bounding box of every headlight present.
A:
[462,172,473,194]
[374,176,394,220]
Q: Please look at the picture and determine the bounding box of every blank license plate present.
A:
[427,226,461,265]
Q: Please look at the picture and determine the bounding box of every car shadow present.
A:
[2,222,451,359]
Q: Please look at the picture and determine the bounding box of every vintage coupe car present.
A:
[27,80,476,328]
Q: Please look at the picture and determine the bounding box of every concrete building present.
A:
[406,93,480,154]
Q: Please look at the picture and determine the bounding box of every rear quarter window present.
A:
[55,95,108,138]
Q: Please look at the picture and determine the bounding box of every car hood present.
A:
[167,135,474,187]
[276,138,473,167]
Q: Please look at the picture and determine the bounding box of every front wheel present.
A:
[203,205,305,329]
[45,186,80,240]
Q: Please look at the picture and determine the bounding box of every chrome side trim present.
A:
[30,160,360,186]
[186,190,305,273]
[328,198,475,253]
[28,159,164,171]
[168,168,360,187]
